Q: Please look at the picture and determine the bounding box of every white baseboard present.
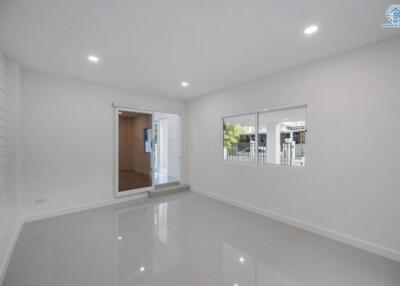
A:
[191,186,400,263]
[0,211,23,286]
[24,192,149,222]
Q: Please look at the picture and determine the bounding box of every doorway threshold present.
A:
[149,182,189,197]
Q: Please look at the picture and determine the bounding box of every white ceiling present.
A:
[0,0,398,99]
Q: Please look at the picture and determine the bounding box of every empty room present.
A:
[0,1,400,285]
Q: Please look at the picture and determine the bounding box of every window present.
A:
[223,114,256,163]
[223,105,306,167]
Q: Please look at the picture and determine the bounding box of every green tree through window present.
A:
[223,122,240,149]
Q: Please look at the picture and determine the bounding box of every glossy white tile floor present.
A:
[4,192,400,286]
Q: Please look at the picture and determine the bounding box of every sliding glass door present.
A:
[116,109,154,195]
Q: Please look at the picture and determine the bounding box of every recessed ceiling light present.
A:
[234,283,239,286]
[139,266,146,272]
[117,236,122,240]
[304,25,318,35]
[87,55,100,63]
[239,257,245,263]
[181,81,189,87]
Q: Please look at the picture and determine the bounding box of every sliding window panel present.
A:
[223,114,257,163]
[258,106,306,166]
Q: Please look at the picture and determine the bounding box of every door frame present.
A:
[114,107,155,197]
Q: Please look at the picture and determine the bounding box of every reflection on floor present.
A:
[154,168,177,185]
[4,192,400,286]
[119,170,151,191]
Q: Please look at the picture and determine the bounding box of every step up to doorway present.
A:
[155,181,180,189]
[149,183,190,197]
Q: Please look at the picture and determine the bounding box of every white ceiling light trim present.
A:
[304,25,318,35]
[87,55,100,63]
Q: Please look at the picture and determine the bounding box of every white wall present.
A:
[0,53,7,217]
[0,55,22,284]
[20,69,187,220]
[188,36,400,261]
[4,58,21,210]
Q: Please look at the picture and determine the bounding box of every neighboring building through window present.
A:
[223,106,306,167]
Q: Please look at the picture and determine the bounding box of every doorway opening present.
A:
[154,112,181,185]
[115,108,181,197]
[117,110,153,194]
